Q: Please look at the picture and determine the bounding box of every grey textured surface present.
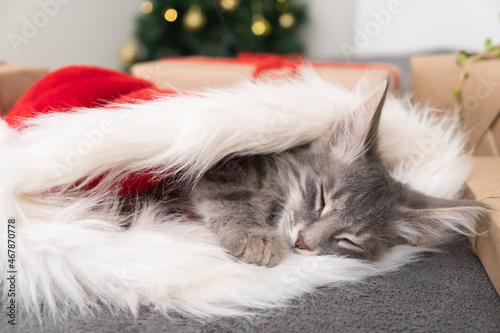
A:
[3,236,500,333]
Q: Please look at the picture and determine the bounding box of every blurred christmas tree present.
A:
[120,0,307,66]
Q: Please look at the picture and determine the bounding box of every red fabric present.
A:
[5,66,156,128]
[236,53,301,79]
[5,65,178,195]
[160,53,302,81]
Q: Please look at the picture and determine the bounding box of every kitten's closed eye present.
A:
[333,233,361,249]
[335,238,358,248]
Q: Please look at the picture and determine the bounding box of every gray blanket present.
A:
[4,236,499,333]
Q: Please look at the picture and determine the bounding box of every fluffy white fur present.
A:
[0,71,471,321]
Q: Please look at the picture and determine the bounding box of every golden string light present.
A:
[251,14,271,36]
[182,5,206,32]
[279,12,295,29]
[251,0,271,37]
[219,0,239,12]
[164,8,178,22]
[140,1,153,14]
[118,42,140,66]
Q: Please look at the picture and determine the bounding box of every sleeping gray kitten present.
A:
[190,81,489,267]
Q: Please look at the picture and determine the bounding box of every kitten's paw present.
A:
[224,231,287,267]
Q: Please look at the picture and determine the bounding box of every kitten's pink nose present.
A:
[295,233,310,250]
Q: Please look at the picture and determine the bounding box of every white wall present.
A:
[1,0,499,69]
[351,0,500,59]
[0,0,143,70]
[303,0,500,61]
[300,0,355,60]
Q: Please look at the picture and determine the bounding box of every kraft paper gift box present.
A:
[466,157,500,296]
[410,54,500,156]
[0,64,49,117]
[131,53,401,94]
[411,53,500,295]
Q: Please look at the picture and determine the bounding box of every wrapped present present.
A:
[0,64,49,117]
[131,53,401,95]
[466,157,500,295]
[410,54,500,156]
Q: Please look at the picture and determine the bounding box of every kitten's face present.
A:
[278,147,408,261]
[277,81,488,262]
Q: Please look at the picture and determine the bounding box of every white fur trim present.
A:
[0,118,17,147]
[0,71,471,321]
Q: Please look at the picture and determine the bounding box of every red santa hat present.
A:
[5,65,178,195]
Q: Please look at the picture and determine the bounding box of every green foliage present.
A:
[134,0,307,62]
[457,51,468,69]
[485,38,493,51]
[452,88,461,102]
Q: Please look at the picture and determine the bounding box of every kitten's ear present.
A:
[397,195,490,247]
[330,78,390,162]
